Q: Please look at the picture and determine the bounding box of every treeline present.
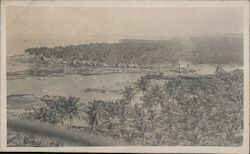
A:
[25,35,243,66]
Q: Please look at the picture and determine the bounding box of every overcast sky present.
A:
[7,7,243,55]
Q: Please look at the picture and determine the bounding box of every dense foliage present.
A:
[19,96,80,127]
[25,36,243,66]
[8,68,243,146]
[82,69,243,145]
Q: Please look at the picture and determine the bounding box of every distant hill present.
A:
[24,34,243,66]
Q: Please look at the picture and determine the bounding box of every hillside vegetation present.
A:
[8,68,243,146]
[24,35,243,67]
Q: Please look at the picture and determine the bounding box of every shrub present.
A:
[20,96,80,127]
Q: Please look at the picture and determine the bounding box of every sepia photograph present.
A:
[0,0,249,153]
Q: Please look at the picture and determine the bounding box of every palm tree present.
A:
[84,100,109,132]
[135,76,149,94]
[121,85,136,105]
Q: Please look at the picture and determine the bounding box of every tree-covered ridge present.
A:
[25,35,243,66]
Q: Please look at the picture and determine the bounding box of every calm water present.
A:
[7,73,144,103]
[7,55,242,104]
